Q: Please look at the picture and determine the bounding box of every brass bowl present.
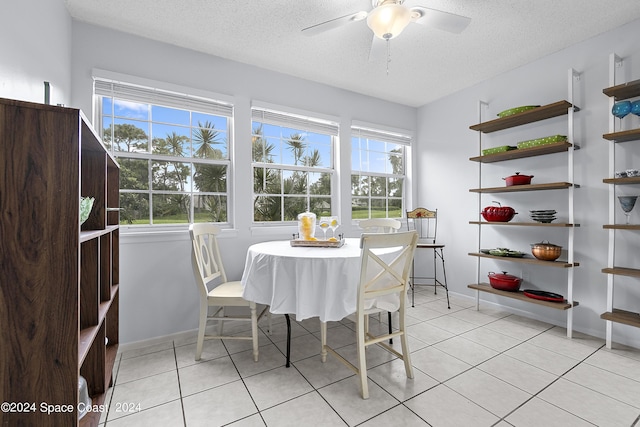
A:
[531,242,562,261]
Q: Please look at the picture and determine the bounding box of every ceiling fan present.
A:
[301,0,471,41]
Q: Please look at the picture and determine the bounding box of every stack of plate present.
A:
[530,209,557,223]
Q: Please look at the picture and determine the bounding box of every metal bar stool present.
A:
[406,208,450,309]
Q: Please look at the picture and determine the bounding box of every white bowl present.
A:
[78,376,92,419]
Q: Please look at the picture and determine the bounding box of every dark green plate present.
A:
[488,248,526,257]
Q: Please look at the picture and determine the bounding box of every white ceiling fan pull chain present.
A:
[386,37,391,75]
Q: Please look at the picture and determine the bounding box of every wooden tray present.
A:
[290,239,345,248]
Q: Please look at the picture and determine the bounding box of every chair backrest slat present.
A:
[406,207,438,243]
[189,223,227,297]
[358,231,418,312]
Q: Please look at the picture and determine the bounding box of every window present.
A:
[351,126,410,219]
[94,79,233,226]
[251,106,338,222]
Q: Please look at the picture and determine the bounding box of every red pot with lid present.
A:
[481,201,517,222]
[503,172,534,186]
[488,271,522,292]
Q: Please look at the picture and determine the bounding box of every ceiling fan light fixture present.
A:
[366,3,411,40]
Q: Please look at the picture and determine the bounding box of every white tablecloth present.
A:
[242,238,389,322]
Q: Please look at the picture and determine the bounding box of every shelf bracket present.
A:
[572,70,581,82]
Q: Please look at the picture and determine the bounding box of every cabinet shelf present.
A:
[470,141,574,163]
[600,309,640,328]
[470,221,579,227]
[602,267,640,278]
[603,176,640,185]
[469,101,576,133]
[468,284,577,310]
[80,225,119,243]
[79,326,101,366]
[469,252,579,268]
[469,182,573,193]
[79,273,118,364]
[602,128,640,143]
[602,78,640,100]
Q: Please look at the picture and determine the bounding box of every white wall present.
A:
[0,0,71,105]
[69,21,418,343]
[6,3,637,347]
[417,18,640,348]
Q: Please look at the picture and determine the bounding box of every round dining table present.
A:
[241,237,397,366]
[241,238,364,323]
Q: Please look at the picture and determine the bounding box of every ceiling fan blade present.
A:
[302,11,368,36]
[410,7,471,34]
[368,35,386,62]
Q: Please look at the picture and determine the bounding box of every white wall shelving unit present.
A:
[601,53,640,348]
[468,69,581,338]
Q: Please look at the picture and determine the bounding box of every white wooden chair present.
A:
[406,207,450,308]
[358,217,402,336]
[358,218,402,234]
[189,223,269,362]
[320,231,418,399]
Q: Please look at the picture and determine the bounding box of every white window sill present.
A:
[120,225,238,244]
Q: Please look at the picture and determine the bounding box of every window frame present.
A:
[93,73,234,229]
[350,124,411,221]
[251,103,339,225]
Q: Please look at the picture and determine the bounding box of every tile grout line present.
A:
[171,342,188,427]
[402,317,575,425]
[491,341,606,426]
[223,336,271,426]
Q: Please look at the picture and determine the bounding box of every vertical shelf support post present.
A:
[474,100,489,310]
[566,68,581,338]
[605,53,623,348]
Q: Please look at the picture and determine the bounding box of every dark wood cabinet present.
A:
[0,98,119,426]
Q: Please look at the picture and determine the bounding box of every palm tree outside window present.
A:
[351,126,410,220]
[94,78,233,226]
[251,106,338,223]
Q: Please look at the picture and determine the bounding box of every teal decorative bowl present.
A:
[80,197,95,225]
[612,101,632,119]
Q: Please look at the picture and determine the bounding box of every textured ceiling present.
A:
[65,0,640,107]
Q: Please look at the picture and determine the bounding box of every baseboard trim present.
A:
[118,328,198,353]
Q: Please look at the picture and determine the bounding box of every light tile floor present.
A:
[100,289,640,427]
